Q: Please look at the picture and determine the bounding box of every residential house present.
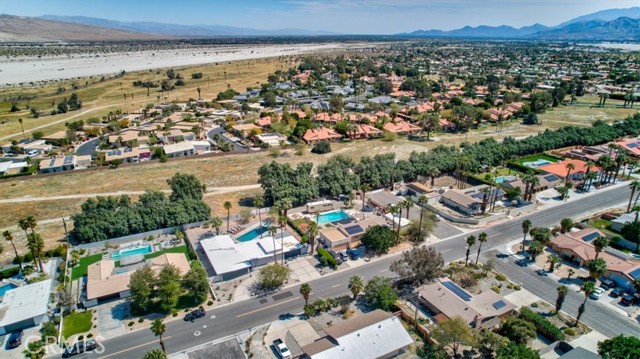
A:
[418,279,515,328]
[383,121,421,135]
[440,185,505,216]
[537,159,601,183]
[611,212,638,232]
[0,279,52,335]
[551,228,640,291]
[0,161,29,176]
[39,155,77,173]
[313,113,343,125]
[366,191,404,211]
[108,131,147,146]
[256,133,288,147]
[190,140,211,154]
[104,147,150,163]
[351,124,382,140]
[303,128,342,145]
[301,309,413,359]
[616,139,640,158]
[163,142,195,158]
[231,123,262,138]
[502,174,563,194]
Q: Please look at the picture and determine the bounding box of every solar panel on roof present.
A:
[544,174,558,182]
[630,268,640,279]
[63,156,73,165]
[493,300,506,310]
[628,143,639,148]
[582,232,599,242]
[48,159,55,167]
[343,225,364,236]
[442,281,472,301]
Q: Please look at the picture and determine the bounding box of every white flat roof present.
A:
[163,141,195,154]
[0,279,52,328]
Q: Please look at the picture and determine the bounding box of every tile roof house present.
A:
[303,128,342,145]
[301,310,413,359]
[418,279,516,329]
[351,124,382,139]
[537,159,601,182]
[551,228,640,291]
[313,113,343,124]
[616,139,640,157]
[440,185,505,216]
[383,121,421,135]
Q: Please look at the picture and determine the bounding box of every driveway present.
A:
[97,300,130,339]
[207,127,247,152]
[75,138,100,156]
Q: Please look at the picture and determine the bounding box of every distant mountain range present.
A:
[403,6,640,40]
[39,15,338,37]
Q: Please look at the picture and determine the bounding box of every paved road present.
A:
[490,251,640,338]
[67,184,638,359]
[207,127,247,152]
[433,219,463,239]
[75,138,100,157]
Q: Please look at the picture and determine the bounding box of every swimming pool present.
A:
[236,226,270,242]
[111,244,152,260]
[0,283,18,298]
[315,210,351,225]
[523,159,553,168]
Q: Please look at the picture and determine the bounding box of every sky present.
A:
[1,0,639,34]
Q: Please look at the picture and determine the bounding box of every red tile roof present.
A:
[383,121,421,133]
[303,128,342,142]
[538,159,600,178]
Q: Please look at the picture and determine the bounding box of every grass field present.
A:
[145,245,187,259]
[71,253,103,280]
[62,311,93,338]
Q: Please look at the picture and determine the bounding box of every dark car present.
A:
[62,339,98,358]
[7,330,23,349]
[620,294,640,306]
[347,248,362,260]
[329,250,343,265]
[185,308,206,322]
[610,288,625,298]
[600,279,616,289]
[536,269,548,276]
[516,258,532,267]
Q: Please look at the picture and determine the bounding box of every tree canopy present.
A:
[317,155,360,197]
[598,335,640,359]
[390,246,444,286]
[361,225,396,255]
[363,276,398,311]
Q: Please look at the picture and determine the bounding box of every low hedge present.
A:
[317,248,337,269]
[520,307,565,341]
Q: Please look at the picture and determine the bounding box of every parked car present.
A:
[536,269,548,276]
[621,294,636,306]
[516,258,532,267]
[600,279,616,289]
[184,308,206,322]
[329,250,343,265]
[610,288,625,298]
[6,330,23,349]
[272,338,292,359]
[338,251,349,262]
[347,248,363,260]
[62,339,98,358]
[590,287,605,300]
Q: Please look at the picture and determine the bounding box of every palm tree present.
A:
[588,258,607,279]
[388,205,399,232]
[3,230,22,270]
[403,199,413,220]
[521,219,532,253]
[426,165,440,186]
[628,180,640,212]
[416,195,429,240]
[555,285,569,314]
[547,254,560,272]
[529,240,543,261]
[268,226,278,263]
[254,196,265,237]
[567,268,575,279]
[210,216,223,235]
[306,220,319,254]
[18,218,37,269]
[475,232,488,267]
[196,87,201,100]
[278,215,287,264]
[361,183,370,211]
[564,162,575,184]
[18,118,25,138]
[151,319,167,353]
[465,235,476,266]
[143,349,167,359]
[299,283,312,306]
[593,236,609,259]
[575,281,596,327]
[348,275,364,300]
[223,201,232,231]
[560,218,573,234]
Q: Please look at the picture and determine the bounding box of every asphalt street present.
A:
[75,138,100,157]
[207,127,247,152]
[64,184,638,358]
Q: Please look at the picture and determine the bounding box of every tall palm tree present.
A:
[299,283,312,306]
[575,281,596,327]
[18,118,25,138]
[388,205,399,232]
[403,198,413,220]
[521,219,532,253]
[268,226,278,263]
[348,275,364,300]
[278,215,287,264]
[529,240,543,261]
[306,220,319,254]
[588,258,607,279]
[28,232,44,272]
[18,218,37,269]
[210,216,223,235]
[223,201,232,231]
[3,230,22,270]
[465,235,476,266]
[628,180,640,212]
[426,165,440,186]
[564,162,576,184]
[475,232,488,267]
[560,218,573,234]
[361,183,370,211]
[150,319,167,353]
[416,195,429,240]
[254,196,265,238]
[593,236,609,259]
[547,254,560,272]
[555,285,568,314]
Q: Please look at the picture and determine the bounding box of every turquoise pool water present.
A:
[316,210,350,225]
[111,245,152,260]
[237,226,269,242]
[0,283,18,298]
[495,177,507,184]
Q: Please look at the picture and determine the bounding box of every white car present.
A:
[590,287,605,300]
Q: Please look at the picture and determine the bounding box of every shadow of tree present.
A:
[110,301,131,321]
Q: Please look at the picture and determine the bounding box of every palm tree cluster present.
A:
[18,216,44,272]
[464,232,488,267]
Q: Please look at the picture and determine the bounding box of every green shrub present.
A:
[564,328,576,336]
[495,273,507,281]
[128,321,134,327]
[514,284,521,290]
[311,142,332,154]
[207,300,214,306]
[491,286,501,293]
[520,307,565,341]
[138,317,144,323]
[531,302,538,308]
[317,248,337,269]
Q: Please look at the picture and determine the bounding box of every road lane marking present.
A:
[331,284,340,288]
[441,249,451,253]
[379,269,388,273]
[237,297,298,318]
[98,336,172,358]
[194,331,201,336]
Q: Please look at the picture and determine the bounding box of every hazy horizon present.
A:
[2,0,640,34]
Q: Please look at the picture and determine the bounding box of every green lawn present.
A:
[144,245,187,259]
[71,254,103,280]
[62,311,93,338]
[517,154,560,166]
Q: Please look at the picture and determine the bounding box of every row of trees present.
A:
[2,216,45,272]
[70,173,210,243]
